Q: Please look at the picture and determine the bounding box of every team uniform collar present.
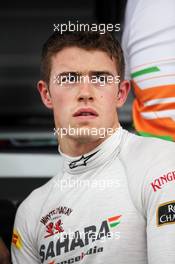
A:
[59,126,123,175]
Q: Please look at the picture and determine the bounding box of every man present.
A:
[0,238,10,264]
[122,0,175,141]
[11,30,175,263]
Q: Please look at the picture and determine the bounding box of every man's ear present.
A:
[37,80,53,109]
[116,80,130,108]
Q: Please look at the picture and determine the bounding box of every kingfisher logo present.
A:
[151,170,175,192]
[40,215,122,263]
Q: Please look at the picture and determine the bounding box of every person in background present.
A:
[0,238,10,264]
[122,0,175,141]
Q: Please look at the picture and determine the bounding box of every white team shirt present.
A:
[11,126,175,264]
[121,0,175,140]
[122,0,175,80]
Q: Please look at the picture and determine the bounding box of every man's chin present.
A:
[68,132,104,144]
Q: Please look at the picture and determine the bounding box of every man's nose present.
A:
[77,78,94,102]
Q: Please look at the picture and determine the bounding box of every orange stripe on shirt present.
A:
[131,80,175,103]
[140,103,175,112]
[133,100,175,140]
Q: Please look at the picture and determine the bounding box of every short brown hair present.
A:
[40,30,125,85]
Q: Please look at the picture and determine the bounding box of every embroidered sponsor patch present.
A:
[39,214,121,263]
[40,206,73,239]
[150,170,175,192]
[12,229,22,250]
[157,201,175,226]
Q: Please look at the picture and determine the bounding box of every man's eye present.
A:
[96,75,108,83]
[68,75,75,82]
[60,76,66,83]
[61,75,73,83]
[61,75,80,84]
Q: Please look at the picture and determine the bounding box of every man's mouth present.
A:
[73,108,98,117]
[73,108,98,118]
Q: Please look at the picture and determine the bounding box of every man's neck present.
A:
[59,136,106,157]
[58,124,120,157]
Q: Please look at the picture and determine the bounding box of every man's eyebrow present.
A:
[89,71,114,76]
[56,71,81,77]
[55,71,115,77]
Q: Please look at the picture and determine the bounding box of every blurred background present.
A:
[0,0,132,250]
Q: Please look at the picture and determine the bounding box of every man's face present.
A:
[38,47,130,142]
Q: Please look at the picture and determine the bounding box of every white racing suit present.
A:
[11,126,175,263]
